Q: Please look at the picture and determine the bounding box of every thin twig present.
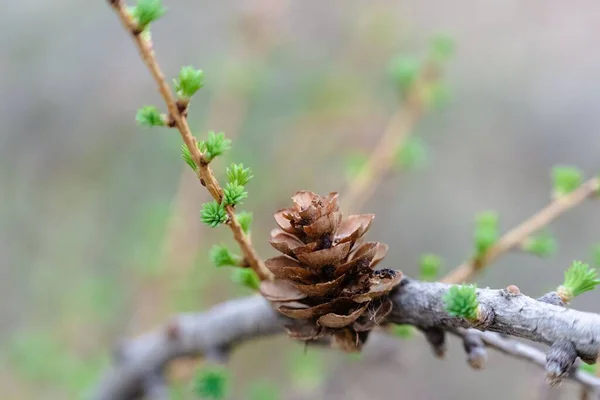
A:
[342,64,438,212]
[442,177,600,284]
[109,0,271,280]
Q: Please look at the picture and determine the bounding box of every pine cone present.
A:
[260,191,402,352]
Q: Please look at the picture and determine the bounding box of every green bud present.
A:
[174,66,204,99]
[420,254,443,281]
[522,231,557,258]
[192,365,230,400]
[131,0,166,30]
[209,244,242,268]
[223,182,248,206]
[181,144,197,171]
[396,137,428,170]
[389,56,421,92]
[236,211,253,235]
[424,82,451,109]
[391,324,414,339]
[558,260,600,301]
[444,284,479,320]
[226,163,254,186]
[135,105,164,127]
[199,132,231,162]
[552,165,583,197]
[474,211,499,256]
[231,268,260,291]
[430,33,455,63]
[201,201,227,227]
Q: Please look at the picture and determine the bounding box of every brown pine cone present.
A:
[260,191,402,352]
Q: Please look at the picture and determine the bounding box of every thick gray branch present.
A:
[93,280,600,399]
[390,279,600,362]
[93,296,285,400]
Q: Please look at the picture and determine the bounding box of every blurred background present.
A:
[2,0,600,399]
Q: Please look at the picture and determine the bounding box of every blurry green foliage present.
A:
[5,331,107,396]
[429,33,455,63]
[236,211,253,235]
[389,55,421,92]
[231,268,260,291]
[552,165,583,197]
[289,346,326,392]
[522,231,557,258]
[419,253,443,281]
[395,136,428,170]
[248,380,281,400]
[474,211,499,257]
[591,243,600,267]
[136,105,165,127]
[391,324,415,339]
[210,244,242,268]
[192,365,230,399]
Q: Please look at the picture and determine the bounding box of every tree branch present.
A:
[93,279,600,399]
[442,177,600,284]
[108,0,271,280]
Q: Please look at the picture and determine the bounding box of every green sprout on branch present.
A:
[474,211,499,257]
[201,201,227,227]
[558,261,600,302]
[199,132,231,162]
[522,231,557,258]
[130,0,166,30]
[552,165,583,197]
[236,211,253,235]
[174,66,205,99]
[444,284,479,320]
[209,244,243,268]
[136,105,164,127]
[420,253,443,281]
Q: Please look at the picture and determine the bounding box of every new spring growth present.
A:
[444,284,479,320]
[430,33,455,64]
[420,253,443,281]
[396,137,428,170]
[236,211,253,235]
[174,66,204,99]
[474,211,499,257]
[181,132,232,170]
[231,268,260,291]
[135,105,165,127]
[201,201,227,227]
[557,261,600,303]
[199,132,232,162]
[248,381,280,400]
[389,55,421,92]
[522,231,557,258]
[227,164,254,186]
[552,165,583,198]
[192,365,230,400]
[223,182,248,206]
[209,244,243,268]
[130,0,166,31]
[579,362,597,375]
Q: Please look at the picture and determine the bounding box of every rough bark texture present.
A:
[93,279,600,399]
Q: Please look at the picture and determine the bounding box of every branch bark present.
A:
[93,280,600,399]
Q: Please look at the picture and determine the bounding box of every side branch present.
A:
[443,177,600,283]
[93,296,284,400]
[109,0,271,280]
